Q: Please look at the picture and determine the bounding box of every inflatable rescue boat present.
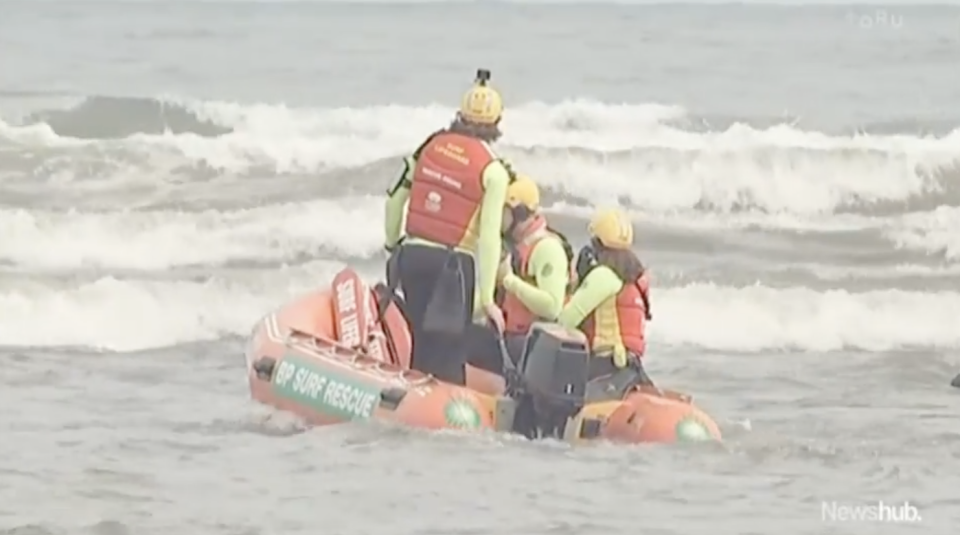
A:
[245,267,721,444]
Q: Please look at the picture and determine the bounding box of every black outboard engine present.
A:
[513,322,590,439]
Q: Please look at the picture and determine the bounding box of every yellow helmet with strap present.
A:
[589,208,633,250]
[459,69,503,125]
[506,175,540,211]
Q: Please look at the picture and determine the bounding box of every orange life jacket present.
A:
[500,219,576,334]
[404,132,494,249]
[581,270,651,357]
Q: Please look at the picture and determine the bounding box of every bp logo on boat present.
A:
[444,398,481,429]
[675,417,712,442]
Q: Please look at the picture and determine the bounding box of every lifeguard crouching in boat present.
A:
[557,207,655,395]
[464,175,575,374]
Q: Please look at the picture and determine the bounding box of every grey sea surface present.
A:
[1,2,959,535]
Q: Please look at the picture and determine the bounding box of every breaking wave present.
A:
[1,95,958,351]
[1,274,957,353]
[2,96,959,216]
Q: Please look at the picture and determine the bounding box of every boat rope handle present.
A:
[399,369,433,386]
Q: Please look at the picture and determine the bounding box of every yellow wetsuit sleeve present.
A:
[383,155,414,249]
[476,161,510,307]
[502,236,569,320]
[556,265,623,329]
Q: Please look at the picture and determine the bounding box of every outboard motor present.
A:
[513,322,590,439]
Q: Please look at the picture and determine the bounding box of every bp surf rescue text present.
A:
[273,359,378,419]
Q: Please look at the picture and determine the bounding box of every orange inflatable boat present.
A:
[245,267,721,444]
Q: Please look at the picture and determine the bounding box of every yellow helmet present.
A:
[589,208,633,250]
[506,176,540,211]
[459,70,503,125]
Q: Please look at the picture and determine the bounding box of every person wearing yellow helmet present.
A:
[381,68,516,386]
[556,207,654,391]
[465,176,575,372]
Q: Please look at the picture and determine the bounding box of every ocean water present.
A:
[1,2,958,534]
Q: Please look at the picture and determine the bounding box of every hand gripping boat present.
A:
[245,267,722,444]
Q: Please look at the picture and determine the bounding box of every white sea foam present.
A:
[1,273,957,353]
[883,205,960,261]
[652,283,960,352]
[0,261,342,351]
[0,198,384,270]
[2,99,959,216]
[2,196,956,273]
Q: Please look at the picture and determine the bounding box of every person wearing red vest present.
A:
[466,176,573,372]
[557,208,655,388]
[381,69,516,386]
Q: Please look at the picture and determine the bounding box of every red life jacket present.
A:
[404,132,495,248]
[499,218,576,334]
[580,270,651,357]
